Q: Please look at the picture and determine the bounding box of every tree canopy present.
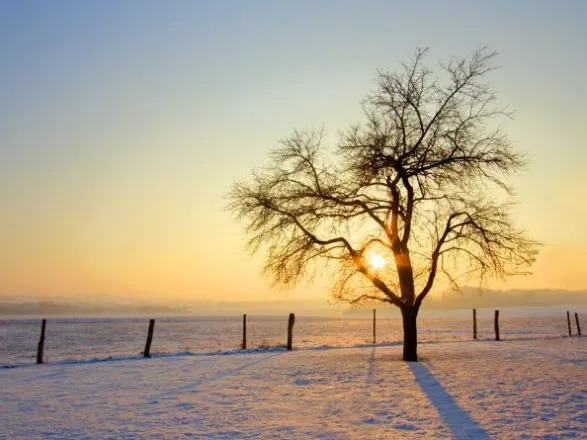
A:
[227,47,539,360]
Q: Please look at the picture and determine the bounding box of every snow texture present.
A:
[1,338,586,439]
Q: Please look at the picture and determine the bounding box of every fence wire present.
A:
[0,311,581,366]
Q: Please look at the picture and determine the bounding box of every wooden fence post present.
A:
[567,311,572,337]
[242,314,247,350]
[287,313,295,350]
[36,319,46,364]
[473,308,477,340]
[373,309,376,344]
[144,319,155,358]
[494,310,500,341]
[575,313,582,336]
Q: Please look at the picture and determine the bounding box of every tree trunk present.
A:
[401,307,418,361]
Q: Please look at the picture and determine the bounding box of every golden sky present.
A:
[1,1,586,304]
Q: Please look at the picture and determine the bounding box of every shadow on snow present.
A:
[409,362,490,440]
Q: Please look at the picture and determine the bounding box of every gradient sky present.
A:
[1,0,586,304]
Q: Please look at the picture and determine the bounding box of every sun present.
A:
[367,253,386,270]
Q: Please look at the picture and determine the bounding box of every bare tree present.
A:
[227,47,539,361]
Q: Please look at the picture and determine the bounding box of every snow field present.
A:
[1,337,585,439]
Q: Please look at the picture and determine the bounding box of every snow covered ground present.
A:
[1,337,585,439]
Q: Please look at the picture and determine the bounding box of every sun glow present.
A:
[367,253,386,270]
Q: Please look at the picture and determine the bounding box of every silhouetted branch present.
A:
[228,47,539,312]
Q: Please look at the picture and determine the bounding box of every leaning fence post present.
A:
[567,311,572,337]
[144,319,155,358]
[36,319,47,364]
[575,313,582,336]
[473,308,477,340]
[373,309,376,344]
[287,313,295,350]
[494,310,500,341]
[242,314,247,350]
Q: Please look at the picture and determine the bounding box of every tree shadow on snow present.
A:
[409,362,491,440]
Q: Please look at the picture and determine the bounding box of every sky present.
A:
[0,0,586,305]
